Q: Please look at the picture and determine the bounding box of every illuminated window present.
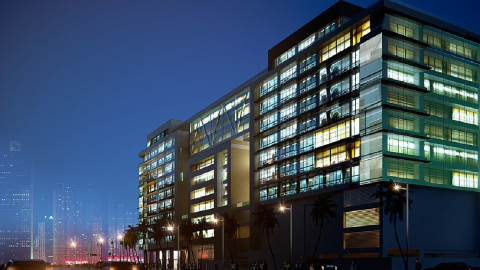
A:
[277,47,296,66]
[300,54,316,73]
[387,137,416,155]
[280,104,297,122]
[280,66,297,84]
[280,123,297,141]
[452,107,478,125]
[388,44,414,60]
[387,162,415,179]
[344,208,379,228]
[259,148,276,166]
[191,186,214,200]
[353,20,371,45]
[260,165,277,184]
[424,79,478,104]
[191,170,214,186]
[298,35,315,52]
[260,95,278,115]
[260,132,278,149]
[191,200,214,213]
[191,156,214,173]
[299,74,317,94]
[260,77,278,97]
[387,68,414,84]
[280,84,297,104]
[321,32,351,62]
[453,172,478,189]
[300,154,315,173]
[260,113,278,132]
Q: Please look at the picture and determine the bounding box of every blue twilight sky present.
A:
[1,0,479,213]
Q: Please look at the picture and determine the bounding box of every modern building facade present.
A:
[138,1,480,269]
[0,136,33,262]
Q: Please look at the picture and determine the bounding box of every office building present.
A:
[138,1,480,269]
[0,136,33,262]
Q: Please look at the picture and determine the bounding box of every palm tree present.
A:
[373,180,413,270]
[220,212,240,264]
[151,217,168,262]
[309,194,338,259]
[125,225,139,263]
[136,221,150,264]
[180,219,195,264]
[195,217,210,270]
[252,203,280,270]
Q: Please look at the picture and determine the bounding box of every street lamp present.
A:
[167,224,180,270]
[71,241,77,266]
[99,237,104,262]
[118,235,123,261]
[394,183,410,270]
[213,217,225,269]
[279,204,293,263]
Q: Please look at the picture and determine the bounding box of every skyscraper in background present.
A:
[0,136,33,262]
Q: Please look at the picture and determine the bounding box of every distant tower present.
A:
[0,136,33,261]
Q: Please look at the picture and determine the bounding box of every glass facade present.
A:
[139,134,177,226]
[190,88,250,155]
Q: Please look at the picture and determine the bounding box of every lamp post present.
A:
[213,217,225,269]
[394,183,410,270]
[71,241,77,266]
[167,224,180,270]
[99,237,104,262]
[279,204,293,263]
[118,235,123,261]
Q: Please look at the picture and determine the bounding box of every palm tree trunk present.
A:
[200,236,204,270]
[267,233,277,270]
[228,235,233,264]
[312,226,323,259]
[393,220,407,270]
[190,239,196,265]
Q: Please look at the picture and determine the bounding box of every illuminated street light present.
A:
[213,216,225,269]
[393,182,410,270]
[167,224,180,269]
[118,234,124,261]
[71,241,77,265]
[279,204,293,263]
[98,237,104,262]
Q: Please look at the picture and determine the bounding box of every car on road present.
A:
[101,261,137,270]
[301,259,337,270]
[425,262,480,270]
[4,259,47,270]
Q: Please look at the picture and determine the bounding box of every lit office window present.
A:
[260,133,278,149]
[191,170,214,186]
[300,154,315,173]
[260,95,278,115]
[352,21,371,45]
[260,77,278,97]
[260,113,278,132]
[280,123,297,141]
[452,107,478,125]
[298,34,315,52]
[424,78,478,104]
[277,47,296,66]
[387,68,414,84]
[321,32,351,62]
[260,165,277,184]
[280,104,297,122]
[452,172,478,189]
[259,148,276,166]
[280,66,297,84]
[191,200,214,213]
[280,84,297,104]
[300,54,317,73]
